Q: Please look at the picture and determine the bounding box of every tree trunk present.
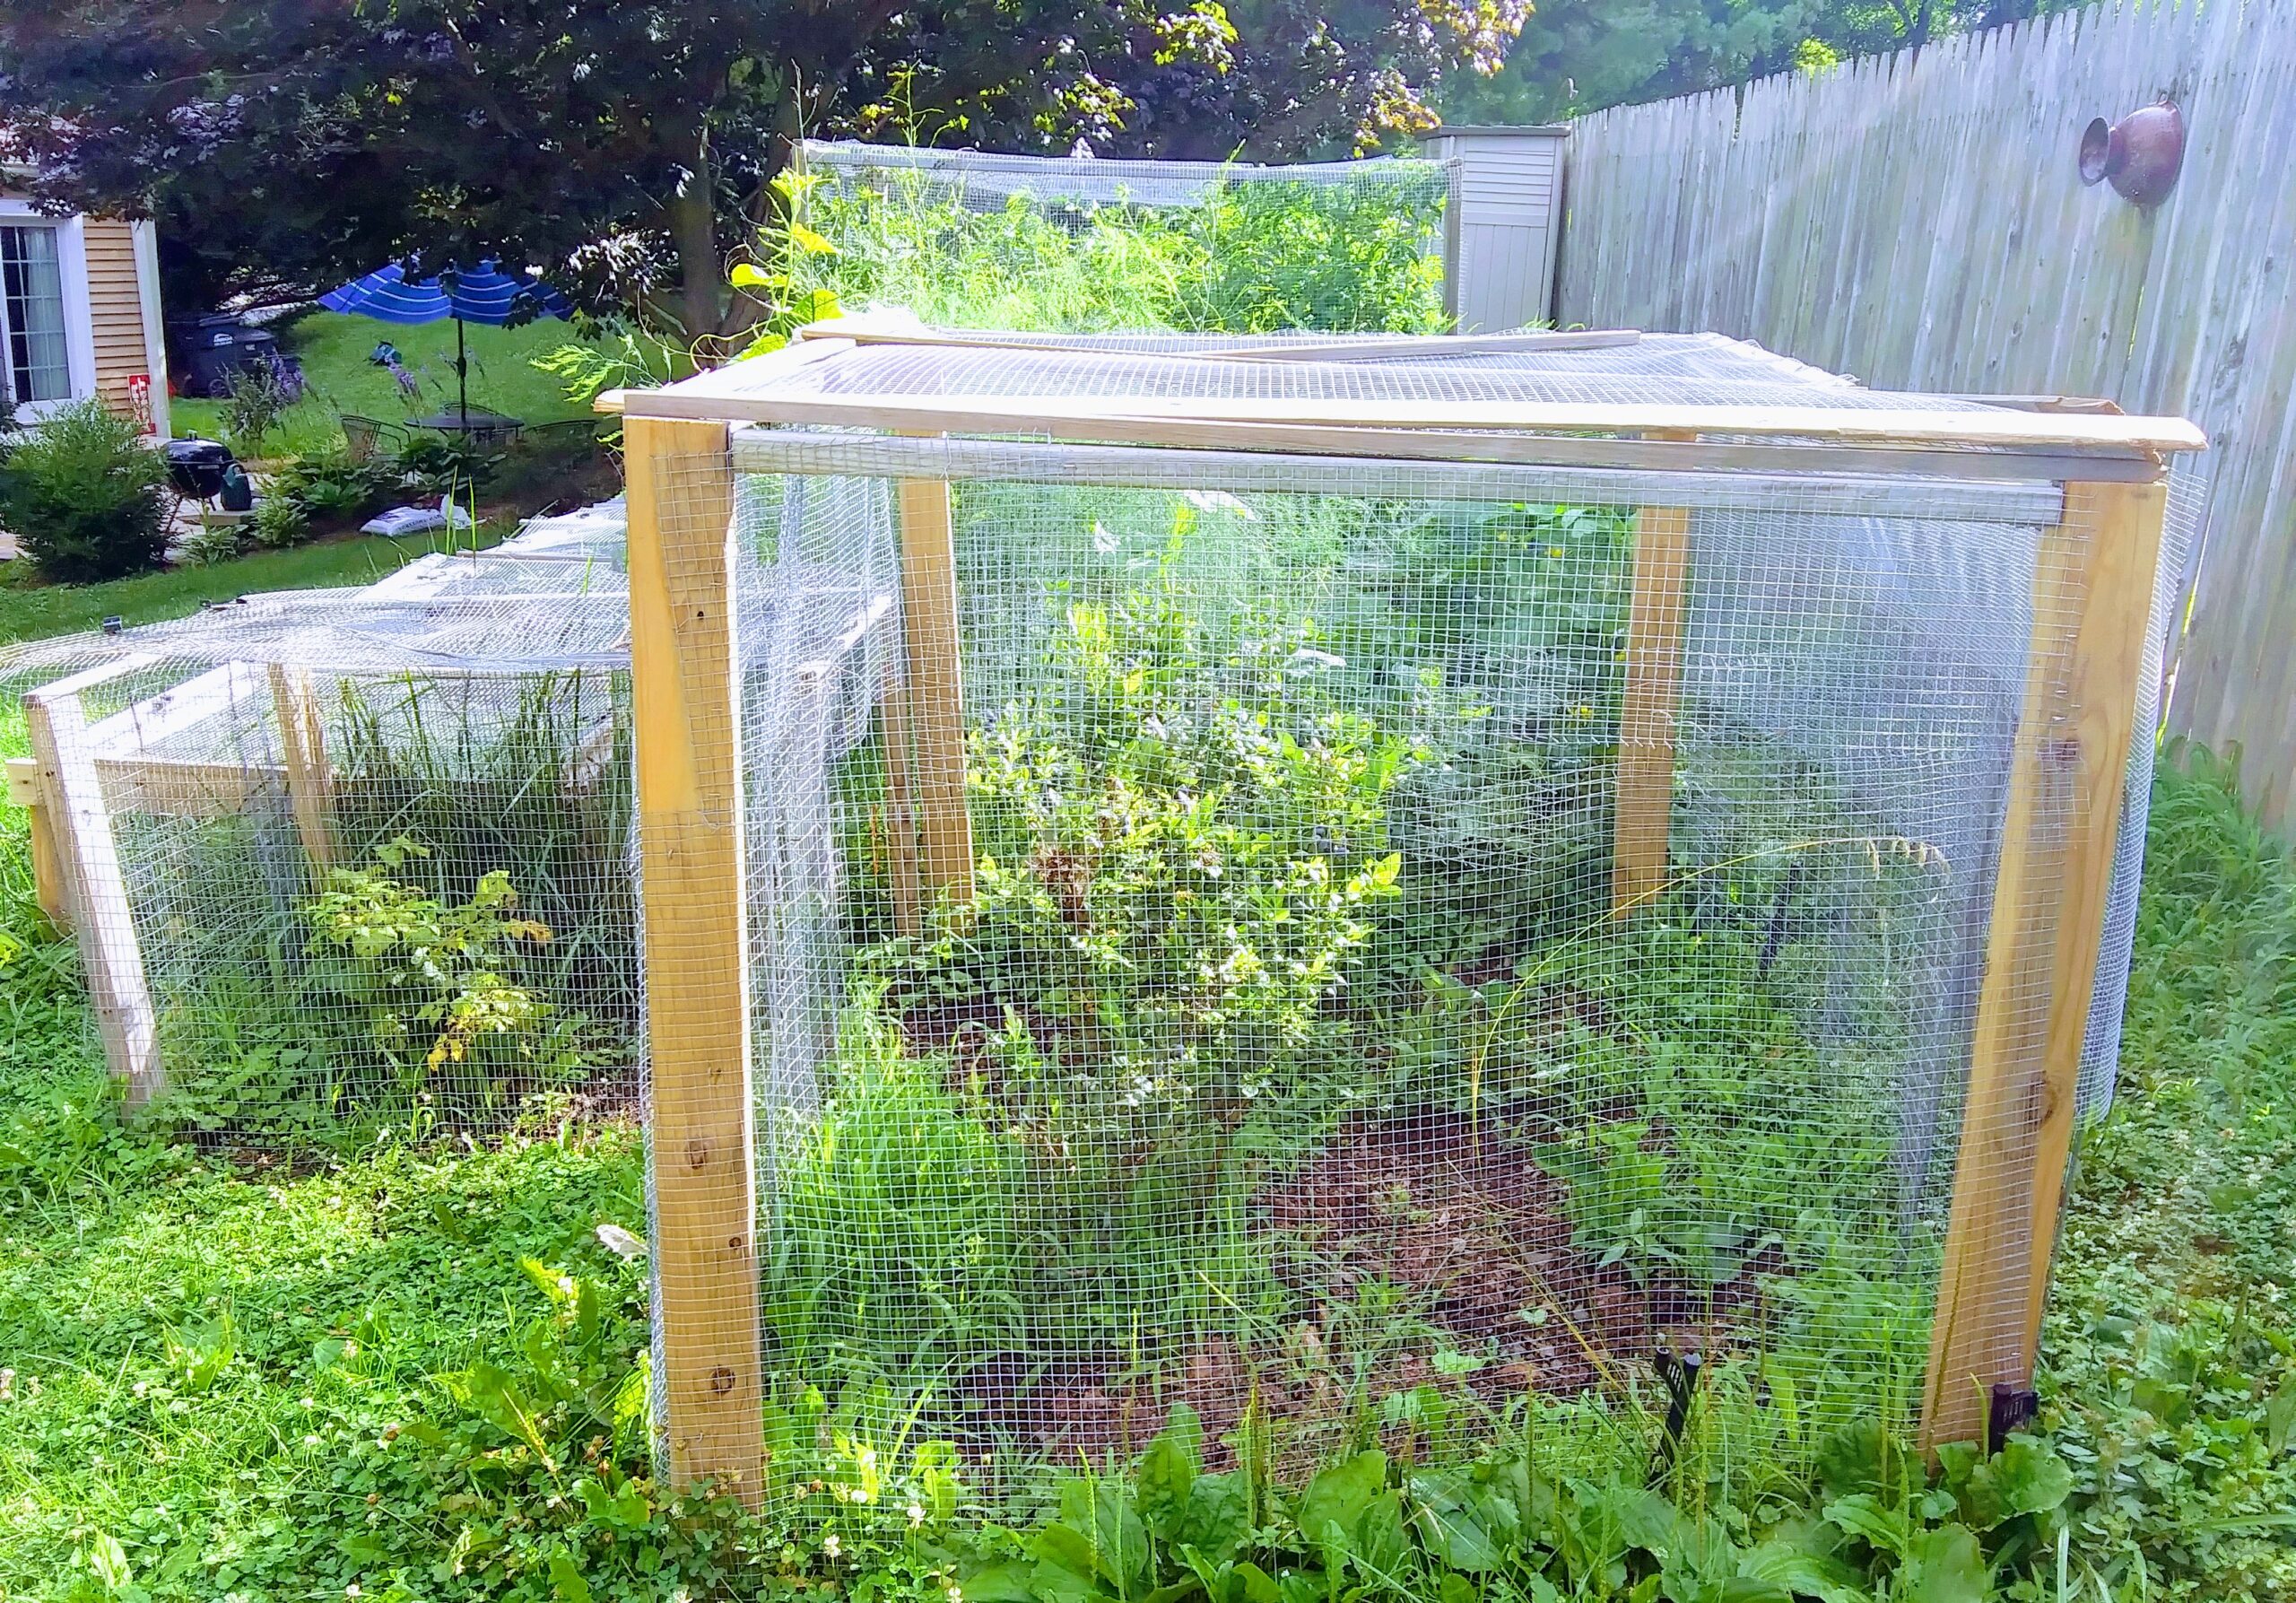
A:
[666,124,725,352]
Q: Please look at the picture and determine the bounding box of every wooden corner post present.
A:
[624,414,767,1506]
[1921,477,2170,1452]
[895,466,974,908]
[23,682,163,1111]
[1614,437,1697,917]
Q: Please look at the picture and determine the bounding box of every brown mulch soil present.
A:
[956,1109,1756,1466]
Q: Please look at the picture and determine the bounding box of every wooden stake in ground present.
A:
[879,659,923,937]
[1921,477,2170,1451]
[895,464,974,907]
[1614,434,1697,917]
[269,665,338,875]
[623,414,767,1506]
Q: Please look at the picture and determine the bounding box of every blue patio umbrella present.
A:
[318,259,573,424]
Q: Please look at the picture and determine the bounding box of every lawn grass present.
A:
[171,309,593,456]
[0,304,597,647]
[2031,744,2296,1597]
[0,521,511,645]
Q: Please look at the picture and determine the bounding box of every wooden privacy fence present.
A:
[1555,0,2296,823]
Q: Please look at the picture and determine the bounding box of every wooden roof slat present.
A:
[607,324,2204,457]
[791,317,1646,363]
[617,382,2201,456]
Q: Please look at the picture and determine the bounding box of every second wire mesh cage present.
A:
[617,318,2202,1505]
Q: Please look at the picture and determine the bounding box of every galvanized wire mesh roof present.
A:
[0,502,633,689]
[622,322,2206,462]
[754,329,1984,411]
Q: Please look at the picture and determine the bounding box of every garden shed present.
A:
[1415,125,1570,334]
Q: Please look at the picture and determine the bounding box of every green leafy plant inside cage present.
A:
[772,483,1949,1484]
[302,836,559,1082]
[784,164,1450,335]
[138,669,639,1137]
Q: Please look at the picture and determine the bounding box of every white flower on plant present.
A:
[1091,521,1119,555]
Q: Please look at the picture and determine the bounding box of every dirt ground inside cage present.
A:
[960,1110,1761,1468]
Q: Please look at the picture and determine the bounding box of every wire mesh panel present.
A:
[0,513,644,1138]
[796,141,1455,335]
[719,431,2102,1490]
[0,322,2192,1490]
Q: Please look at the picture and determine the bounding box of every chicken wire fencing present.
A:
[666,416,2175,1494]
[0,324,2196,1489]
[1,506,642,1137]
[795,139,1456,335]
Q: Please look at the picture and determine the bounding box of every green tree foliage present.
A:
[0,2,1524,339]
[1442,0,2082,124]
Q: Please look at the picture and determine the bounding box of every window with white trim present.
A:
[0,224,73,405]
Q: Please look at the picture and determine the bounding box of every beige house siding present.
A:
[0,190,169,432]
[83,219,151,413]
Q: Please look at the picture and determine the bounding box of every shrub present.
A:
[248,492,311,548]
[394,428,500,495]
[175,518,245,566]
[300,835,558,1087]
[220,359,301,454]
[273,447,396,526]
[0,400,170,582]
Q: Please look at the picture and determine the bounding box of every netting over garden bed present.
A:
[1,505,643,1138]
[615,323,2203,1493]
[795,140,1455,334]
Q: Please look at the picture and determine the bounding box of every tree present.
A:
[854,1,1528,160]
[1440,0,2085,124]
[0,2,1525,341]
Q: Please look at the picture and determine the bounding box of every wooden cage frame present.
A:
[606,323,2197,1500]
[11,638,630,1118]
[19,320,2199,1505]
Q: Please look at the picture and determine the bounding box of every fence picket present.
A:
[1556,0,2296,823]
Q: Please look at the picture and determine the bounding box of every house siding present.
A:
[82,218,151,414]
[0,191,165,428]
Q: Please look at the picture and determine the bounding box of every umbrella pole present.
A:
[456,316,469,427]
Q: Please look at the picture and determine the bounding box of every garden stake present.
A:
[1987,1381,2039,1451]
[1755,856,1807,979]
[1652,1347,1703,1472]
